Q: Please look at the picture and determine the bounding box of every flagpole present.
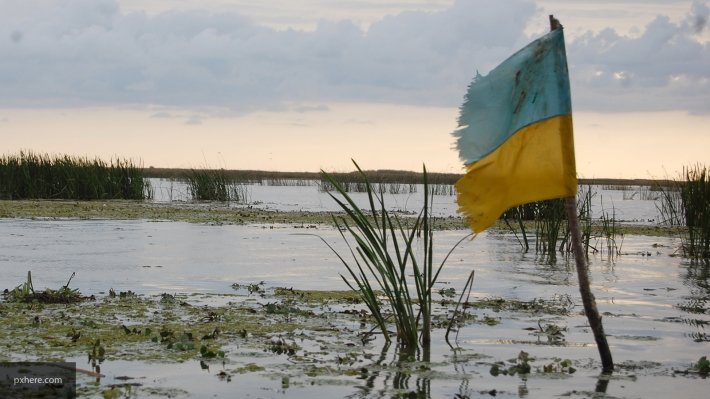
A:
[550,15,614,373]
[565,197,614,372]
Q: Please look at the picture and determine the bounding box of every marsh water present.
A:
[1,184,708,398]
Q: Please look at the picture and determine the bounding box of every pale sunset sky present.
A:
[1,0,709,178]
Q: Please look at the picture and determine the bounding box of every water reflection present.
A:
[347,344,431,399]
[343,341,621,399]
[595,373,611,394]
[678,260,710,342]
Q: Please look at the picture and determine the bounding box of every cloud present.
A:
[292,104,330,113]
[568,1,710,114]
[185,114,204,125]
[1,0,709,114]
[0,0,534,111]
[150,111,173,118]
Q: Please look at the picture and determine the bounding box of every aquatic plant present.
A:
[597,198,623,259]
[692,356,710,375]
[534,199,566,261]
[680,165,710,260]
[315,161,469,351]
[575,184,594,254]
[542,358,577,374]
[184,168,248,202]
[0,151,151,200]
[657,165,710,260]
[4,271,85,304]
[656,183,684,226]
[503,185,596,259]
[318,169,458,196]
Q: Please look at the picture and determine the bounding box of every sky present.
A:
[1,0,709,178]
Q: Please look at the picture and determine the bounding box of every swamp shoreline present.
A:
[1,199,708,398]
[0,199,684,236]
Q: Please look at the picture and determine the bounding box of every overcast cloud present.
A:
[1,0,709,114]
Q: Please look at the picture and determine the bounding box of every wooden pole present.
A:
[565,197,614,372]
[551,14,614,373]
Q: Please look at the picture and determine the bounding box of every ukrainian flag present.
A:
[453,28,577,233]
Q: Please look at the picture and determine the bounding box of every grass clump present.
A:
[502,197,569,260]
[313,161,469,352]
[0,151,151,200]
[185,168,248,202]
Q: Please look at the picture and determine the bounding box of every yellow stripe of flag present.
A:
[453,28,577,233]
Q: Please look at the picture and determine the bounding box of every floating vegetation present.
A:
[541,358,577,374]
[0,151,151,200]
[3,271,86,304]
[465,295,575,316]
[0,282,703,397]
[490,353,577,377]
[532,322,567,345]
[273,287,363,303]
[490,351,532,376]
[231,281,266,295]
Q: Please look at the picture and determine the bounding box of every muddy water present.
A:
[1,217,708,398]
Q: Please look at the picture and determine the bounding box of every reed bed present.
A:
[260,178,312,187]
[657,165,710,260]
[148,167,460,189]
[680,165,710,260]
[184,168,248,202]
[148,168,670,191]
[0,151,151,200]
[503,185,599,260]
[601,184,632,191]
[319,179,456,196]
[503,199,566,259]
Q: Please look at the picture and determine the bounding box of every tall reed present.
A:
[655,182,684,226]
[657,165,710,260]
[504,185,595,259]
[0,151,151,200]
[680,165,710,260]
[576,184,594,254]
[534,199,566,261]
[314,161,468,351]
[184,168,247,202]
[601,202,624,260]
